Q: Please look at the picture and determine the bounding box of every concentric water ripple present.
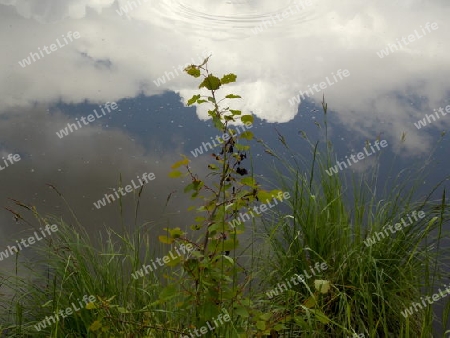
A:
[152,0,318,38]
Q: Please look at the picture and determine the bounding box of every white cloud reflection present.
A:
[0,0,449,156]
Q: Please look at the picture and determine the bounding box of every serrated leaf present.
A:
[185,65,200,78]
[241,115,253,124]
[221,73,237,84]
[225,94,241,99]
[89,320,102,331]
[187,94,200,106]
[199,75,221,90]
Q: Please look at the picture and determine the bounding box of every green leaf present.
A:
[234,306,249,318]
[168,227,184,238]
[256,190,275,202]
[225,94,241,99]
[184,183,195,193]
[197,99,208,104]
[314,279,331,294]
[241,115,253,124]
[159,284,178,301]
[187,94,200,106]
[239,131,253,140]
[158,235,174,244]
[171,156,189,169]
[169,170,183,178]
[259,313,271,321]
[199,75,221,90]
[230,109,241,115]
[240,177,257,187]
[117,307,130,314]
[212,116,224,130]
[221,73,237,84]
[235,144,250,151]
[256,321,266,330]
[89,320,102,331]
[221,239,239,252]
[165,255,181,266]
[185,65,201,78]
[86,302,97,310]
[304,296,316,308]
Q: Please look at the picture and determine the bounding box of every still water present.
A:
[1,0,449,334]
